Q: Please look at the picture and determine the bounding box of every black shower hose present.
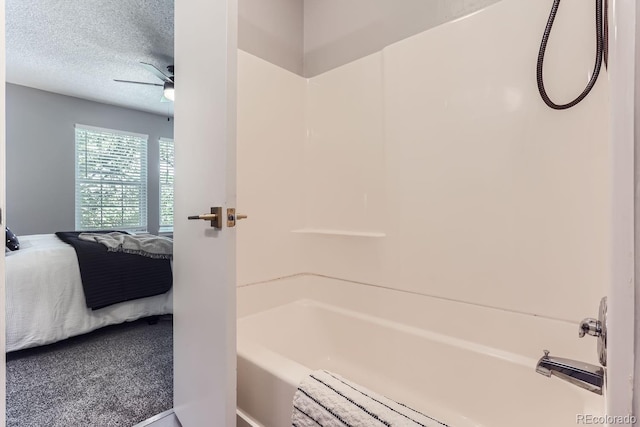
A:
[536,0,606,110]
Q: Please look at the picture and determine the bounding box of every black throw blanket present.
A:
[55,231,173,310]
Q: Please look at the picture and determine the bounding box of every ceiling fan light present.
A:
[163,82,175,101]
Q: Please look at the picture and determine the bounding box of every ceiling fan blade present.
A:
[114,79,163,87]
[140,62,173,83]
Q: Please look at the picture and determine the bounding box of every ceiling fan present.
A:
[115,62,175,102]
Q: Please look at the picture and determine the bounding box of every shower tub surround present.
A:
[237,275,602,427]
[235,0,610,425]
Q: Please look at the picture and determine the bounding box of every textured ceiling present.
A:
[6,0,174,117]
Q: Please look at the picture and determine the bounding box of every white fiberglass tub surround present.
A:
[237,276,603,427]
[235,0,610,423]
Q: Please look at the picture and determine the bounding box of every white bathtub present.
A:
[237,276,603,427]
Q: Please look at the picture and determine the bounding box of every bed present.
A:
[5,234,173,352]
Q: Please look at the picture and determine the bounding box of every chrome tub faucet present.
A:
[535,350,604,395]
[535,297,607,395]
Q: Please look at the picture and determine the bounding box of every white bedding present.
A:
[5,234,173,352]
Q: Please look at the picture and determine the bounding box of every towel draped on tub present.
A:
[292,370,449,427]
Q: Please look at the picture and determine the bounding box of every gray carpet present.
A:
[6,316,173,427]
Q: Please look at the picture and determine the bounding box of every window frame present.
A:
[74,124,149,232]
[158,137,175,233]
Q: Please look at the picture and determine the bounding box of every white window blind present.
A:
[75,124,148,231]
[159,137,174,230]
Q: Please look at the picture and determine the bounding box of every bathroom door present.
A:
[172,0,238,425]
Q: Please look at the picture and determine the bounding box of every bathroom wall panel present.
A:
[300,0,610,322]
[237,0,610,322]
[382,0,609,322]
[303,53,386,233]
[236,50,307,286]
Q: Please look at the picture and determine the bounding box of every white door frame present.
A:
[632,0,640,418]
[635,3,640,419]
[608,0,636,421]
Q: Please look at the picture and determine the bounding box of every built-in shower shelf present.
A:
[291,229,386,238]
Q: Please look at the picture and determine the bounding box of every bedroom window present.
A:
[75,124,148,231]
[159,137,174,231]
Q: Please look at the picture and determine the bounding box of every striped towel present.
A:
[291,370,449,427]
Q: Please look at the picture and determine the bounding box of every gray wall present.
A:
[237,0,502,77]
[6,83,174,236]
[303,0,501,76]
[239,0,304,75]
